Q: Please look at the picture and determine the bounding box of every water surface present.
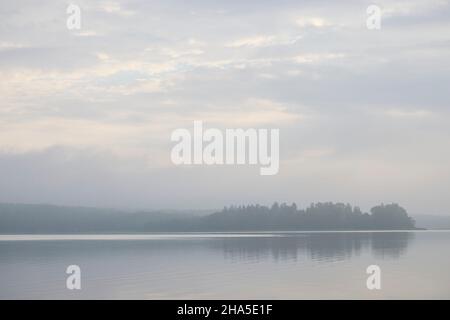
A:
[0,231,449,299]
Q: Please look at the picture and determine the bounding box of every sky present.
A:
[0,0,449,214]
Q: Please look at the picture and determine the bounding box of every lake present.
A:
[0,231,449,299]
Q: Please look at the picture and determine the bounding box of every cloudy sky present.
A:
[0,0,449,214]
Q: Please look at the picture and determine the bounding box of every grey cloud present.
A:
[0,0,449,213]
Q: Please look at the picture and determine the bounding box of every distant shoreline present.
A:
[1,202,446,234]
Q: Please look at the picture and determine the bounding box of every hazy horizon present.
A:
[0,200,450,218]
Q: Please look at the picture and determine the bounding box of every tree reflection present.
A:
[210,232,414,262]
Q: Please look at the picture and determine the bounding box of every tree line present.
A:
[194,202,416,231]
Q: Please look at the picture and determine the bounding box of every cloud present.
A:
[294,53,345,64]
[382,0,449,18]
[187,98,304,127]
[295,17,330,28]
[226,34,302,48]
[74,31,102,37]
[227,35,277,48]
[384,109,434,118]
[0,0,449,212]
[0,42,27,50]
[97,1,136,16]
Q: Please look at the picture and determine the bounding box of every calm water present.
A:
[0,231,449,299]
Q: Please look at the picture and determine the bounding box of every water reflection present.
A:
[210,232,414,262]
[0,232,414,264]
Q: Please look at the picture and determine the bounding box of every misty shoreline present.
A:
[0,202,436,234]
